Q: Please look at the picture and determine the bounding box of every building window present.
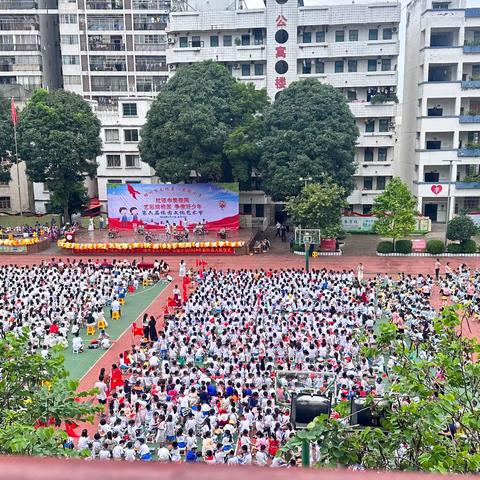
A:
[432,2,449,9]
[210,35,219,47]
[349,30,358,42]
[125,154,140,168]
[315,59,324,73]
[124,129,139,142]
[179,36,188,48]
[122,103,137,116]
[302,31,312,43]
[335,60,344,73]
[316,31,325,43]
[377,176,387,190]
[105,129,119,143]
[241,64,250,76]
[383,28,393,40]
[379,118,390,132]
[381,58,391,71]
[368,59,377,71]
[106,154,121,168]
[348,60,357,72]
[62,55,80,65]
[241,34,250,46]
[369,29,378,41]
[335,30,345,42]
[347,89,357,101]
[0,197,11,209]
[363,177,373,190]
[253,28,264,45]
[464,197,479,210]
[254,63,264,76]
[378,147,388,161]
[226,64,233,74]
[63,75,81,85]
[223,35,232,47]
[364,148,374,162]
[0,180,8,186]
[61,34,78,44]
[302,60,311,74]
[191,36,201,47]
[60,14,77,24]
[365,119,375,133]
[363,204,372,214]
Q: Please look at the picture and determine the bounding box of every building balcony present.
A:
[134,43,166,51]
[133,22,166,31]
[356,134,394,148]
[0,0,37,8]
[297,40,398,59]
[414,181,449,198]
[90,63,126,72]
[91,83,127,92]
[132,0,170,10]
[0,64,13,72]
[465,8,480,17]
[459,115,480,123]
[348,101,396,118]
[0,21,39,31]
[86,0,123,9]
[87,22,124,32]
[456,181,480,189]
[464,44,480,53]
[88,42,125,52]
[458,147,480,157]
[461,80,480,90]
[135,64,167,72]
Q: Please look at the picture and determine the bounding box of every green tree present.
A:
[17,89,101,223]
[282,306,480,473]
[446,214,477,244]
[257,79,358,200]
[285,181,347,237]
[139,61,268,184]
[372,177,417,246]
[0,93,15,183]
[0,330,99,456]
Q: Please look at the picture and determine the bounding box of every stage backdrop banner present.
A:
[107,183,239,231]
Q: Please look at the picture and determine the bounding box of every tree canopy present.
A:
[0,330,98,456]
[446,214,477,244]
[0,93,15,183]
[282,306,480,473]
[257,79,358,200]
[285,181,346,237]
[373,177,417,244]
[139,61,268,187]
[17,89,101,222]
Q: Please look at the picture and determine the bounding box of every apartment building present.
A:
[39,0,171,211]
[0,0,60,214]
[402,0,480,223]
[167,0,401,214]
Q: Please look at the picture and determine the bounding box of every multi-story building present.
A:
[167,0,401,214]
[0,0,60,214]
[35,0,171,211]
[402,0,480,223]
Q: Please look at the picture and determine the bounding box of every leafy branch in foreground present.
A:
[281,307,480,473]
[0,330,100,456]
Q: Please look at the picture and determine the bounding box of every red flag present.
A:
[163,305,170,316]
[11,97,17,125]
[201,259,208,268]
[182,276,191,286]
[167,296,176,307]
[195,259,200,267]
[131,322,144,337]
[110,367,124,391]
[182,287,188,303]
[65,421,80,438]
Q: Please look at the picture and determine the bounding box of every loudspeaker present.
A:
[350,398,388,427]
[291,394,331,429]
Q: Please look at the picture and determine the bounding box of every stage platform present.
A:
[57,228,259,256]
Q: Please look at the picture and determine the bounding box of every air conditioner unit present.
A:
[392,27,397,32]
[233,63,240,69]
[167,37,175,44]
[168,63,176,71]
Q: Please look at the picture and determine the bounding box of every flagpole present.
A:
[11,98,22,222]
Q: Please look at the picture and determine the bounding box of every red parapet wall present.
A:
[0,456,476,480]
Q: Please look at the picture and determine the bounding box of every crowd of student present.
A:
[82,264,474,465]
[0,258,166,356]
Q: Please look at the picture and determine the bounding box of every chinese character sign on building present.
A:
[107,183,239,231]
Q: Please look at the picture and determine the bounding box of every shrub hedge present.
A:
[395,239,412,254]
[377,241,394,254]
[426,240,445,255]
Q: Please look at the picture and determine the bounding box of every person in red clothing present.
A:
[109,363,124,392]
[268,434,279,457]
[49,322,59,335]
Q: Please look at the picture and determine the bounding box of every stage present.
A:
[57,228,257,255]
